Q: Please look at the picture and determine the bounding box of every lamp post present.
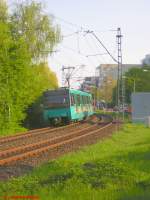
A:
[123,69,148,94]
[122,68,149,116]
[123,76,135,95]
[133,79,136,93]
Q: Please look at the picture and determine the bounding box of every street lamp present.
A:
[123,76,136,94]
[123,69,148,93]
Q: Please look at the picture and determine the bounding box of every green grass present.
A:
[0,126,27,137]
[95,109,131,123]
[0,124,150,200]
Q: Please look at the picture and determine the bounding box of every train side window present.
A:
[71,95,75,106]
[82,96,85,105]
[89,97,91,104]
[90,97,92,104]
[74,95,77,105]
[87,96,88,104]
[73,95,76,105]
[84,96,87,104]
[80,96,82,105]
[86,96,88,104]
[77,95,80,105]
[87,96,90,104]
[81,96,84,106]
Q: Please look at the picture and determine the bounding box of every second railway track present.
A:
[0,120,116,166]
[0,116,99,151]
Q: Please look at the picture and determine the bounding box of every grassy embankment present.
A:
[95,109,131,123]
[0,123,150,200]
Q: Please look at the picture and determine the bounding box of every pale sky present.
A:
[8,0,150,87]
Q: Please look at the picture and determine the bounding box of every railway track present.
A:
[0,120,115,166]
[0,115,98,145]
[0,123,80,144]
[0,122,97,152]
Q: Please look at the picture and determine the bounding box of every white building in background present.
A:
[81,64,143,92]
[96,64,142,87]
[80,76,100,92]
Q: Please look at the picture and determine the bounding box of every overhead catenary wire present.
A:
[54,29,118,71]
[49,14,119,64]
[57,42,97,70]
[61,45,88,61]
[48,16,119,88]
[83,33,109,65]
[83,36,101,65]
[63,30,82,38]
[85,32,113,64]
[54,16,83,29]
[8,3,120,88]
[54,15,117,35]
[84,30,118,64]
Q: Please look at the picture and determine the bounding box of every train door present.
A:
[70,93,77,120]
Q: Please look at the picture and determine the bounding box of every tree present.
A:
[0,1,60,134]
[111,67,150,105]
[0,19,34,132]
[24,62,58,128]
[124,68,150,103]
[11,1,61,62]
[97,76,116,103]
[0,0,7,22]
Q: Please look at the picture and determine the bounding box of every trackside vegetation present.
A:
[0,124,150,200]
[0,0,61,135]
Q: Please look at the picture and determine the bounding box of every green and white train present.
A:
[43,88,94,125]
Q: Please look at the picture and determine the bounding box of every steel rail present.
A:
[0,115,98,145]
[0,122,81,144]
[0,124,99,158]
[0,123,113,166]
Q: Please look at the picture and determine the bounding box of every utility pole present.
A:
[62,66,75,88]
[116,28,124,120]
[133,79,136,93]
[84,29,124,120]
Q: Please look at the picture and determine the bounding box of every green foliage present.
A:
[1,124,150,199]
[125,67,150,103]
[0,21,33,133]
[111,67,150,105]
[32,62,58,94]
[24,63,58,129]
[11,0,61,62]
[0,1,60,135]
[96,76,116,103]
[0,0,8,22]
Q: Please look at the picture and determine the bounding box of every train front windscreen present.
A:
[43,90,70,108]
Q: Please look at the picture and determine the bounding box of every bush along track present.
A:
[0,124,150,200]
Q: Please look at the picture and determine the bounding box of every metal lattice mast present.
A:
[116,28,124,118]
